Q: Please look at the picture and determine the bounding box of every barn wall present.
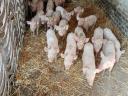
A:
[108,0,128,17]
[0,0,25,95]
[95,0,128,37]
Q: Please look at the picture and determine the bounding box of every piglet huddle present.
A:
[27,0,125,87]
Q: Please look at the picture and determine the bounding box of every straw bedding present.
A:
[13,0,128,96]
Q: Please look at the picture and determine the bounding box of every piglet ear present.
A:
[26,21,31,25]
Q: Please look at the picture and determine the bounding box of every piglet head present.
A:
[64,55,73,70]
[64,51,77,70]
[96,51,114,73]
[48,47,58,63]
[63,10,73,21]
[86,72,96,86]
[77,38,89,50]
[66,14,71,21]
[74,6,84,14]
[37,10,44,16]
[55,25,69,36]
[83,67,96,86]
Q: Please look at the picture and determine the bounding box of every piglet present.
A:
[44,28,59,62]
[96,40,116,73]
[77,14,97,32]
[92,27,103,55]
[47,11,61,28]
[74,6,84,15]
[54,0,65,6]
[46,0,54,17]
[27,15,41,36]
[82,43,96,86]
[103,28,125,62]
[54,19,69,36]
[56,6,74,21]
[61,32,77,70]
[74,26,89,50]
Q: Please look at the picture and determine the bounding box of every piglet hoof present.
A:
[108,66,113,72]
[88,82,94,87]
[48,60,53,63]
[65,67,70,70]
[60,53,64,58]
[95,69,100,73]
[74,55,78,60]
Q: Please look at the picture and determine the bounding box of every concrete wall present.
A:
[96,0,128,37]
[108,0,128,18]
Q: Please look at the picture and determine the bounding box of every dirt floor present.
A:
[13,0,128,96]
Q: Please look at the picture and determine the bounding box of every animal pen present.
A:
[0,0,128,96]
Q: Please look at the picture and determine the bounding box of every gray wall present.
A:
[96,0,128,37]
[108,0,128,18]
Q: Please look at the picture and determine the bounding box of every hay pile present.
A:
[13,1,128,96]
